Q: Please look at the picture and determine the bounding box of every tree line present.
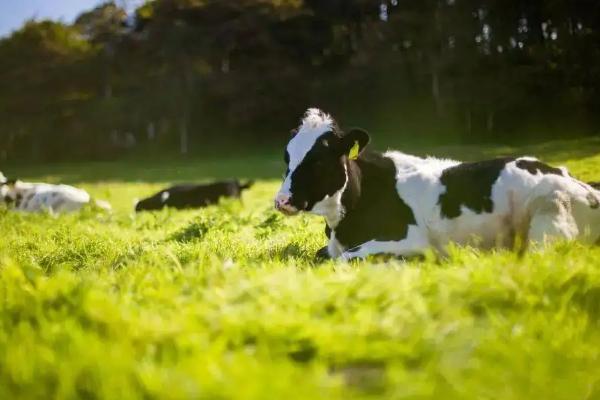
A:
[1,0,599,161]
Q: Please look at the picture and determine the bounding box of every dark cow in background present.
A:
[135,180,254,212]
[275,108,600,260]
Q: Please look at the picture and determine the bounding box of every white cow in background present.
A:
[0,173,110,214]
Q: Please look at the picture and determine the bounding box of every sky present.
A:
[0,0,143,38]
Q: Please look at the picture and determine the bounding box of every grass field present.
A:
[2,139,600,399]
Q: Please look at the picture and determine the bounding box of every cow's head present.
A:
[0,173,7,204]
[275,108,370,216]
[134,190,171,212]
[0,175,19,206]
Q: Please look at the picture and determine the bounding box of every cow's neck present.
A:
[340,158,362,218]
[321,152,384,230]
[312,166,349,228]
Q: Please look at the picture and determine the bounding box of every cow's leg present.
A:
[527,191,579,245]
[340,227,428,261]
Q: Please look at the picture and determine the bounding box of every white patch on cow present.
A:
[311,164,348,227]
[5,181,92,213]
[527,190,579,244]
[161,191,170,202]
[278,108,334,198]
[327,231,345,258]
[340,226,429,261]
[0,172,9,204]
[384,151,459,175]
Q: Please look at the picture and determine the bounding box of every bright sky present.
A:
[0,0,143,38]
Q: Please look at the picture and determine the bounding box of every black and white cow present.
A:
[275,108,600,260]
[135,180,254,212]
[0,178,111,214]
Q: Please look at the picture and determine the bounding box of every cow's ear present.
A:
[340,128,370,160]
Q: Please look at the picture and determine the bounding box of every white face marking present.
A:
[161,191,170,202]
[275,109,351,222]
[278,109,334,198]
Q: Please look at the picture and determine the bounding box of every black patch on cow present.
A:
[284,149,290,165]
[346,245,362,255]
[516,159,563,176]
[21,193,35,209]
[14,193,23,207]
[135,180,253,212]
[439,158,514,219]
[587,193,600,209]
[334,152,417,249]
[315,246,331,261]
[284,150,290,177]
[288,131,347,211]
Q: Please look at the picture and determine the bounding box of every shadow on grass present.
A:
[330,361,387,395]
[168,220,212,243]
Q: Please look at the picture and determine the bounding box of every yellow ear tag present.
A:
[349,141,360,160]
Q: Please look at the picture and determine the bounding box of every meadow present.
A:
[2,139,600,399]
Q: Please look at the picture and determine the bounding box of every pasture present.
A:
[2,140,600,399]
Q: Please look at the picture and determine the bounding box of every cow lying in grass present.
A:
[275,108,600,260]
[135,180,254,212]
[0,175,111,214]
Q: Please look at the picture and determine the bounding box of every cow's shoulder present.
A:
[335,152,417,248]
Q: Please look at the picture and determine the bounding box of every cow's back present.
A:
[389,154,597,249]
[19,184,90,212]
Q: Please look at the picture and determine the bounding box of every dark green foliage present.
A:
[1,0,600,161]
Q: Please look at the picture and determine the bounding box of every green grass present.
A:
[2,139,600,399]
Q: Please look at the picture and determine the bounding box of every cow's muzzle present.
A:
[274,193,301,215]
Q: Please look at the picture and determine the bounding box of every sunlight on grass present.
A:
[2,140,600,399]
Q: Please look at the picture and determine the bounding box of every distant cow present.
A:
[135,180,254,212]
[0,177,111,214]
[275,108,600,260]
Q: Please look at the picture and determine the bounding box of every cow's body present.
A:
[135,180,254,212]
[1,180,109,213]
[328,151,600,259]
[275,109,600,260]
